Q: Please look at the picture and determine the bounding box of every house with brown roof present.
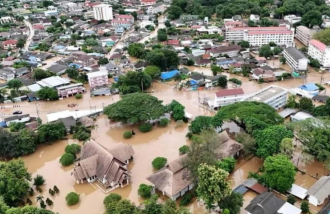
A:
[210,45,242,58]
[147,131,243,200]
[72,140,134,191]
[207,88,246,109]
[251,67,276,82]
[2,40,17,50]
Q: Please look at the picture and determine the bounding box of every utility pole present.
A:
[35,103,39,118]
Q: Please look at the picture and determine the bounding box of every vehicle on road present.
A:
[13,111,22,115]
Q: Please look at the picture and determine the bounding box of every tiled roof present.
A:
[309,39,327,52]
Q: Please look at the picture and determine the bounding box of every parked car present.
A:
[13,111,22,115]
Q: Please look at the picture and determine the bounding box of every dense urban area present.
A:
[1,0,330,213]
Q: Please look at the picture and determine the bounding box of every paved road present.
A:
[23,19,34,51]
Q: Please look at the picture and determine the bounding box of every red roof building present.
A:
[163,40,180,46]
[2,40,17,50]
[215,88,244,97]
[141,0,156,5]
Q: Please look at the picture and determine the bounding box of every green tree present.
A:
[189,116,222,134]
[113,199,136,214]
[33,68,52,80]
[286,94,297,108]
[186,59,194,66]
[128,43,146,58]
[302,10,322,27]
[273,46,282,55]
[211,65,222,76]
[263,155,296,192]
[309,58,320,68]
[42,0,53,7]
[259,45,273,58]
[66,67,80,79]
[313,29,330,45]
[65,192,79,205]
[145,49,179,71]
[104,93,166,124]
[298,97,314,112]
[165,20,171,27]
[197,164,231,209]
[280,56,286,64]
[167,6,183,20]
[7,79,23,93]
[16,38,25,48]
[287,194,296,205]
[103,193,122,206]
[313,104,329,116]
[84,38,98,46]
[152,157,167,170]
[236,132,256,156]
[238,41,250,48]
[9,122,25,132]
[218,76,227,88]
[301,201,309,213]
[33,175,45,187]
[37,87,59,100]
[217,157,236,173]
[279,138,294,158]
[98,58,109,65]
[143,66,161,80]
[218,192,243,214]
[65,144,81,155]
[254,125,293,159]
[60,153,75,166]
[116,71,152,94]
[138,184,153,199]
[0,159,31,206]
[37,122,66,143]
[167,100,185,121]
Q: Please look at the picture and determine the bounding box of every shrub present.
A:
[46,198,53,206]
[186,132,193,139]
[180,192,193,206]
[75,94,83,99]
[139,123,153,133]
[103,193,122,206]
[65,192,80,206]
[33,175,45,187]
[217,157,236,173]
[65,144,81,155]
[228,78,242,85]
[179,145,189,155]
[138,184,153,199]
[152,157,167,170]
[49,189,55,196]
[60,153,75,166]
[159,118,169,127]
[301,201,309,213]
[175,120,184,128]
[73,126,91,141]
[287,194,296,205]
[123,131,132,139]
[54,186,59,193]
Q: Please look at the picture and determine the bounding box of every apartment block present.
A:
[225,26,294,47]
[295,26,318,46]
[308,39,330,68]
[283,47,308,71]
[87,70,108,89]
[93,4,113,21]
[57,83,86,98]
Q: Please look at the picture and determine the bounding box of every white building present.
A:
[208,88,246,109]
[284,15,301,24]
[295,26,318,46]
[44,6,58,16]
[87,70,108,89]
[147,3,169,14]
[4,114,30,126]
[93,4,113,21]
[225,26,294,47]
[283,47,308,71]
[242,85,288,109]
[308,39,330,68]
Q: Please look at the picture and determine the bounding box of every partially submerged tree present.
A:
[104,93,166,124]
[279,138,294,158]
[218,192,244,214]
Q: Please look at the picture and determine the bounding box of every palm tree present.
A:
[36,195,44,202]
[33,175,45,187]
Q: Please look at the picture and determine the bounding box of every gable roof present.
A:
[309,39,327,52]
[245,192,286,214]
[306,176,330,204]
[47,63,68,74]
[215,88,244,97]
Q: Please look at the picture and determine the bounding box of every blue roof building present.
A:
[160,70,179,80]
[300,83,319,91]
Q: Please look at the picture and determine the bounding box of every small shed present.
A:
[287,184,307,200]
[278,108,298,118]
[233,185,249,195]
[249,183,268,194]
[242,178,258,188]
[160,70,179,81]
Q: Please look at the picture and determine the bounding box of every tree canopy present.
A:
[116,71,152,94]
[128,43,146,58]
[37,122,67,143]
[189,116,223,134]
[218,192,244,214]
[145,49,179,71]
[167,100,186,121]
[301,10,322,27]
[103,93,166,124]
[197,164,231,209]
[33,69,52,81]
[313,29,330,45]
[263,155,296,192]
[37,87,59,100]
[143,66,161,80]
[259,45,273,58]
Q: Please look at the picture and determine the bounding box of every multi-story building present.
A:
[141,0,156,6]
[225,26,294,47]
[87,70,108,89]
[57,83,86,98]
[295,26,318,46]
[210,45,242,57]
[2,40,17,50]
[93,4,113,21]
[308,39,330,68]
[242,85,288,110]
[283,47,308,71]
[208,88,246,109]
[147,3,169,14]
[115,15,134,23]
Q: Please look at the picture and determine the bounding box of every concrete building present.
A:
[93,4,113,21]
[225,26,294,47]
[37,76,70,88]
[57,83,86,98]
[208,88,246,109]
[4,114,30,127]
[147,3,169,14]
[2,40,17,50]
[284,14,301,24]
[283,47,308,71]
[295,26,318,46]
[308,39,330,68]
[87,70,108,89]
[242,85,288,109]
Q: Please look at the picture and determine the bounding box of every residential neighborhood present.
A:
[1,0,330,214]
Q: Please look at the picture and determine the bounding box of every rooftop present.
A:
[37,76,70,88]
[309,39,327,52]
[215,88,244,97]
[284,47,307,61]
[243,85,287,102]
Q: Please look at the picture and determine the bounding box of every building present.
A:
[3,114,30,127]
[37,76,70,88]
[225,26,294,47]
[210,45,242,57]
[2,40,17,50]
[306,176,330,206]
[87,70,108,89]
[115,15,134,23]
[208,88,246,109]
[290,111,314,122]
[57,83,86,98]
[242,85,288,109]
[295,26,318,46]
[93,4,113,21]
[141,0,156,6]
[44,6,58,16]
[72,140,134,191]
[147,3,169,14]
[47,63,68,75]
[284,14,301,24]
[245,192,301,214]
[308,39,330,68]
[283,47,308,71]
[0,68,15,81]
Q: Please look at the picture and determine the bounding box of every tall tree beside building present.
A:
[301,10,322,27]
[145,49,179,71]
[197,164,231,209]
[116,71,152,94]
[313,29,330,46]
[37,87,59,100]
[128,43,146,58]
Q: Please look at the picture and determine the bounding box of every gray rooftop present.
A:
[284,47,307,61]
[306,176,330,204]
[245,192,285,214]
[243,85,287,102]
